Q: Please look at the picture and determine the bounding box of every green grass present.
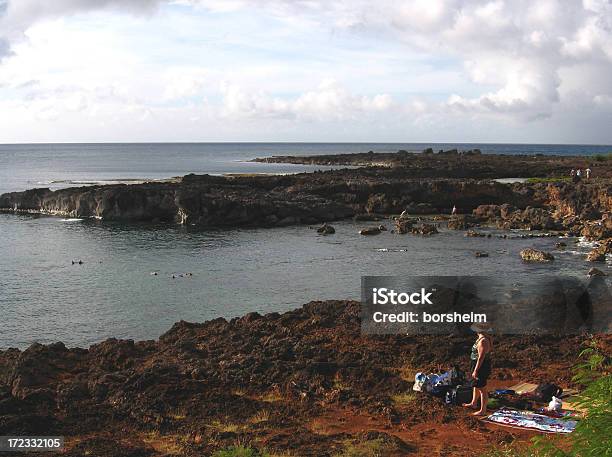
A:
[333,439,390,457]
[525,176,572,183]
[212,446,294,457]
[594,153,612,162]
[391,392,417,405]
[212,446,270,457]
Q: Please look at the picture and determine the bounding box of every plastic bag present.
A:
[548,396,562,411]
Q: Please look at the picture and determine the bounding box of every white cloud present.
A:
[0,0,612,142]
[220,80,394,120]
[162,67,210,100]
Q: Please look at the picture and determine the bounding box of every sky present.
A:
[0,0,611,143]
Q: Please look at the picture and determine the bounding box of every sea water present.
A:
[0,143,610,348]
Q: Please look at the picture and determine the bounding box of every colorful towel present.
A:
[486,408,577,434]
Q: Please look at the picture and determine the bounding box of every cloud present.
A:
[0,0,161,59]
[220,80,394,120]
[162,67,210,101]
[1,0,612,141]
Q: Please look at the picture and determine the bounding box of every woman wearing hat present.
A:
[463,322,493,415]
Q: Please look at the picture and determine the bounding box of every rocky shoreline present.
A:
[2,151,612,455]
[1,151,611,239]
[1,301,609,457]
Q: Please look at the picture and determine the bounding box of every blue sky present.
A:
[0,0,611,143]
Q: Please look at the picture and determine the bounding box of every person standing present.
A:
[586,167,592,179]
[452,205,457,215]
[570,169,576,177]
[463,323,493,416]
[576,169,582,178]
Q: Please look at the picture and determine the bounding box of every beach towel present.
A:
[486,407,577,434]
[509,382,538,395]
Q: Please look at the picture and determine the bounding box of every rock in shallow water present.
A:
[588,267,607,276]
[520,248,555,262]
[411,223,439,235]
[359,226,382,235]
[316,223,335,235]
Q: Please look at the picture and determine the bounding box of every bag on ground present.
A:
[534,383,563,402]
[445,385,473,405]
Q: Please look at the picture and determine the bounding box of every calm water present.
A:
[1,143,611,348]
[1,142,611,194]
[0,214,607,349]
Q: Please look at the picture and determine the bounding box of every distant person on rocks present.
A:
[462,323,493,416]
[570,169,576,177]
[452,205,457,215]
[586,167,592,179]
[576,169,582,178]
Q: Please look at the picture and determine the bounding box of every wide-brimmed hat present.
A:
[470,322,493,333]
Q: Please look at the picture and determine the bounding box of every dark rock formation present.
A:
[411,223,439,235]
[317,223,335,235]
[359,226,382,235]
[588,267,607,276]
[394,218,413,234]
[2,154,611,235]
[466,230,486,237]
[586,239,612,262]
[447,215,475,230]
[253,149,611,179]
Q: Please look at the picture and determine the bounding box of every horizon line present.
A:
[1,141,612,147]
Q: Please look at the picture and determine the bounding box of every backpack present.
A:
[534,383,563,402]
[434,366,466,388]
[445,385,473,405]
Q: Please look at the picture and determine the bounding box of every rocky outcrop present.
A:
[394,218,413,234]
[359,226,382,235]
[520,248,555,262]
[587,249,606,262]
[447,215,475,230]
[316,223,335,235]
[0,174,355,227]
[2,157,611,233]
[411,223,439,235]
[586,239,612,262]
[465,230,487,237]
[588,267,607,276]
[581,218,612,240]
[253,149,609,179]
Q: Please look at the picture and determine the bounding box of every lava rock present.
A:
[359,227,382,236]
[520,248,554,262]
[316,223,335,235]
[588,267,607,276]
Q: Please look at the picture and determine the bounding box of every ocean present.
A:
[1,143,610,348]
[1,142,611,195]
